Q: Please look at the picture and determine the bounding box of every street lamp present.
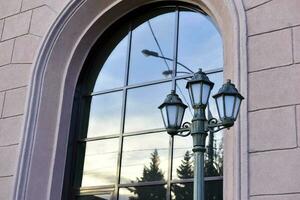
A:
[142,49,194,73]
[158,68,244,200]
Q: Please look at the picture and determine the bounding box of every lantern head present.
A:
[213,79,244,126]
[159,90,188,135]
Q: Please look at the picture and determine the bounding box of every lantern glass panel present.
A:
[224,95,235,118]
[191,83,201,105]
[176,106,185,127]
[201,83,211,105]
[167,105,178,127]
[216,96,224,119]
[160,106,168,128]
[233,97,241,120]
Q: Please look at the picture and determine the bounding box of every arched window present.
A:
[66,4,224,200]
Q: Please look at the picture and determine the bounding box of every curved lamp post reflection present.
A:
[142,49,194,74]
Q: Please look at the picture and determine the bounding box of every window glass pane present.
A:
[171,180,223,200]
[128,11,175,84]
[120,132,169,184]
[119,186,167,200]
[81,138,119,187]
[175,80,195,124]
[177,10,223,74]
[172,135,193,180]
[87,92,123,138]
[77,194,112,200]
[171,182,193,200]
[173,131,223,179]
[125,82,171,133]
[93,35,128,92]
[207,72,223,119]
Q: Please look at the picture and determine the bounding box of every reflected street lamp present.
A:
[142,49,194,73]
[158,68,244,200]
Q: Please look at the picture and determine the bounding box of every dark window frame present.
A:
[63,2,223,200]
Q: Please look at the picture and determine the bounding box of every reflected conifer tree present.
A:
[128,149,166,200]
[172,151,193,200]
[173,144,223,200]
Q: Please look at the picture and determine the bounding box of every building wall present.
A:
[0,0,298,199]
[0,0,68,199]
[246,0,300,199]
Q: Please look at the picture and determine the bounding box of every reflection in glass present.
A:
[87,92,123,138]
[120,133,169,184]
[81,138,119,187]
[177,10,223,73]
[77,194,112,200]
[119,186,167,200]
[128,11,175,84]
[207,72,223,119]
[173,129,223,178]
[172,135,193,180]
[171,180,223,200]
[125,83,171,133]
[172,183,193,200]
[93,35,128,92]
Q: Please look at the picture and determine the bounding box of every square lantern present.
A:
[159,90,188,135]
[213,79,244,125]
[186,68,214,108]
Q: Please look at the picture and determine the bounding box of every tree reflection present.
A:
[127,142,223,200]
[128,149,166,200]
[173,151,193,200]
[173,141,223,200]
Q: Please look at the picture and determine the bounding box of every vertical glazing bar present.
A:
[166,135,174,200]
[172,9,180,91]
[115,25,133,200]
[194,151,205,200]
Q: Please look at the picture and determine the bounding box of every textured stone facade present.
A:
[246,0,300,199]
[0,0,68,199]
[0,0,299,199]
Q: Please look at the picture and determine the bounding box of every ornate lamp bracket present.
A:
[175,122,192,137]
[206,118,233,134]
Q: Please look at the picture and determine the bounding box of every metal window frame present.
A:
[67,4,224,200]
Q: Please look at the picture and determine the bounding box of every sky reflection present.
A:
[80,8,224,194]
[81,138,119,187]
[120,132,170,184]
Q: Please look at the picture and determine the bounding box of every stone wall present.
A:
[0,0,68,199]
[245,0,300,199]
[0,0,299,199]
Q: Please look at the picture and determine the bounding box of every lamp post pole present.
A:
[191,107,207,200]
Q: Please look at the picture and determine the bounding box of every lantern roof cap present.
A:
[186,68,214,89]
[158,90,188,109]
[213,79,244,99]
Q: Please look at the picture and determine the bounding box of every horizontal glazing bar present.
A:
[90,68,223,97]
[78,134,120,142]
[119,180,166,188]
[78,128,166,142]
[74,176,223,195]
[170,176,223,184]
[75,185,115,195]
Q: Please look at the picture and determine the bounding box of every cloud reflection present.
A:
[80,8,224,194]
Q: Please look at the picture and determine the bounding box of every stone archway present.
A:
[13,0,248,199]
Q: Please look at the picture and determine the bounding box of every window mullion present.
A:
[115,24,133,200]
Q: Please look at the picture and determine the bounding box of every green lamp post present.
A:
[159,69,244,200]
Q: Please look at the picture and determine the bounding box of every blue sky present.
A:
[82,9,224,191]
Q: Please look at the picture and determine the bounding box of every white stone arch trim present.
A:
[13,0,248,199]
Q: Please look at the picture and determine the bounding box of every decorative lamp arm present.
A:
[175,122,192,137]
[206,118,233,134]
